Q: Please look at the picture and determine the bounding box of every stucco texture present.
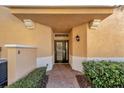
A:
[69,24,87,57]
[0,7,53,58]
[69,8,124,58]
[87,9,124,57]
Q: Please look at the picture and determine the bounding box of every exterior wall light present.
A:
[76,35,80,42]
[89,19,101,30]
[23,19,35,30]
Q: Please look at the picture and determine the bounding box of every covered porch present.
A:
[7,6,113,72]
[1,6,121,87]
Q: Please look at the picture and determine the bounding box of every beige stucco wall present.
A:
[68,8,124,71]
[70,8,124,58]
[70,24,87,57]
[29,23,53,57]
[69,24,87,71]
[0,7,53,58]
[7,47,36,85]
[87,9,124,57]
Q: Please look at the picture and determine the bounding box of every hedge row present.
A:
[7,67,47,88]
[82,61,124,88]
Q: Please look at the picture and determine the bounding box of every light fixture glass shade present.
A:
[23,19,35,29]
[89,19,101,30]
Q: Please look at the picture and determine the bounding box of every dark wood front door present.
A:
[55,40,69,63]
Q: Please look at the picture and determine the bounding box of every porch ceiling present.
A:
[10,7,113,33]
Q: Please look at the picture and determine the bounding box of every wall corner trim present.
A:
[36,56,53,71]
[4,44,37,48]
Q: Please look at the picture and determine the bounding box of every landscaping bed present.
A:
[82,61,124,88]
[7,67,48,88]
[76,75,91,88]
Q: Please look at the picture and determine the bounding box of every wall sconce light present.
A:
[89,19,101,30]
[76,35,80,42]
[23,19,35,30]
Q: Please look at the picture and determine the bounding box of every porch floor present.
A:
[46,64,81,88]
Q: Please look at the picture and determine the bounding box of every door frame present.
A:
[54,40,69,63]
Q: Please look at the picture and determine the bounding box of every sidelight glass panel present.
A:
[66,42,68,60]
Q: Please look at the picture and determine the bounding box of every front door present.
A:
[55,40,69,63]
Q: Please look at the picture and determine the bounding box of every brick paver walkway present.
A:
[47,64,81,88]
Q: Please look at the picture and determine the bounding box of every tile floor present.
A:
[46,64,81,88]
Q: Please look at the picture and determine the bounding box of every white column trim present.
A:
[71,56,86,72]
[70,56,124,72]
[37,56,53,71]
[87,57,124,62]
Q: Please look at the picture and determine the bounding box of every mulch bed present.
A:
[76,75,91,88]
[40,75,49,88]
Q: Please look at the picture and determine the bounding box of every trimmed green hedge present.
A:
[7,67,47,88]
[83,61,124,88]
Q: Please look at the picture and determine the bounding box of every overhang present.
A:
[9,6,113,14]
[8,6,114,33]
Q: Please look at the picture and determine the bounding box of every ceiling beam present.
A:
[9,7,113,14]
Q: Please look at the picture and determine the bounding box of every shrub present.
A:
[7,67,47,88]
[82,61,124,88]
